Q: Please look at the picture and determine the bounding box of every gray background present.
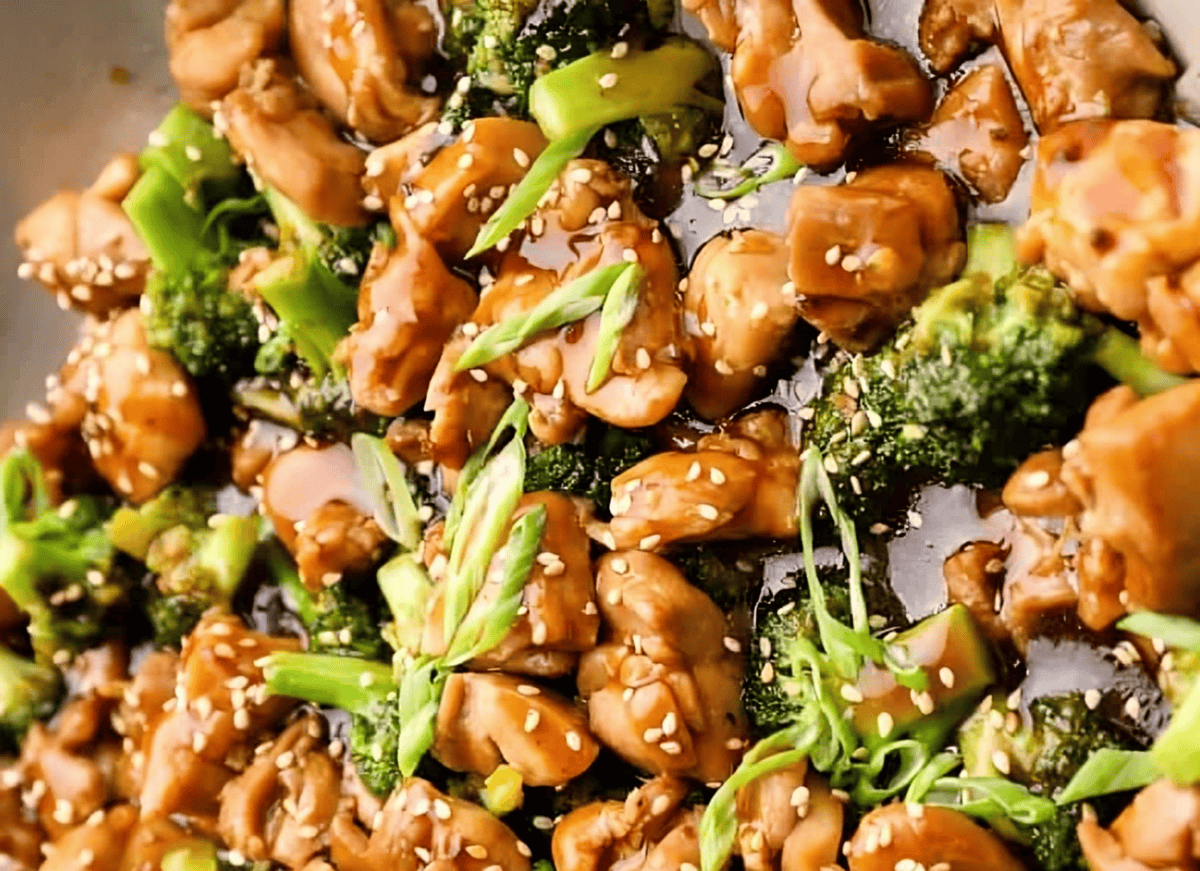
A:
[0,0,1196,418]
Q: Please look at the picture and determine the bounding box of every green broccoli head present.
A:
[144,268,262,387]
[304,584,389,661]
[807,225,1103,527]
[109,487,258,646]
[0,645,63,749]
[443,0,665,123]
[347,693,402,796]
[0,451,131,664]
[524,423,653,511]
[958,690,1141,871]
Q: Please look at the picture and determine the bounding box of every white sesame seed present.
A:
[598,73,619,89]
[877,711,894,738]
[660,740,682,755]
[697,503,720,521]
[939,667,956,689]
[723,636,741,653]
[1084,688,1102,710]
[1125,696,1141,719]
[991,749,1011,775]
[566,731,583,751]
[639,534,662,550]
[824,245,842,266]
[698,143,719,159]
[517,684,540,696]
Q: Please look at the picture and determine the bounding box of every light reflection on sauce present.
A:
[262,443,377,525]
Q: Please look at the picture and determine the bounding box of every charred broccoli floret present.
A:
[0,451,130,664]
[124,105,270,391]
[524,423,653,510]
[958,690,1143,871]
[108,486,258,646]
[808,223,1186,527]
[263,652,401,796]
[0,645,62,749]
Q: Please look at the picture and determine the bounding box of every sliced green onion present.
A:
[442,438,526,643]
[351,433,423,550]
[161,842,219,871]
[443,399,531,545]
[454,261,628,371]
[1056,748,1161,805]
[694,142,803,200]
[1119,611,1200,653]
[444,504,546,666]
[851,739,931,804]
[926,776,1057,826]
[904,750,965,804]
[1152,678,1200,784]
[699,721,820,871]
[586,263,643,393]
[466,125,600,259]
[1092,328,1190,398]
[395,655,446,776]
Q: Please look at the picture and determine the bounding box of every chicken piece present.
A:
[551,776,696,871]
[1058,381,1200,620]
[683,230,798,420]
[0,763,43,870]
[420,493,601,678]
[37,804,136,871]
[329,778,531,871]
[14,154,149,316]
[433,673,598,787]
[451,159,685,446]
[1076,534,1127,633]
[337,212,477,417]
[1020,121,1200,373]
[380,118,548,263]
[1000,523,1077,649]
[736,758,843,871]
[904,64,1030,204]
[1078,779,1200,871]
[136,612,299,823]
[288,0,439,144]
[425,335,514,471]
[360,122,444,208]
[944,541,1009,643]
[607,410,799,550]
[681,0,737,52]
[72,310,206,504]
[1002,448,1083,518]
[577,551,748,783]
[165,0,285,113]
[219,714,341,868]
[729,0,932,169]
[846,803,1028,871]
[261,443,389,590]
[786,163,964,352]
[918,0,1175,132]
[220,59,369,227]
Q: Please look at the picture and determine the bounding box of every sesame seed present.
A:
[840,684,864,703]
[1125,696,1141,719]
[825,245,842,266]
[991,749,1011,775]
[660,740,682,755]
[939,667,956,689]
[723,636,741,653]
[598,73,619,89]
[610,41,629,58]
[760,662,775,683]
[433,798,452,819]
[698,143,719,159]
[466,845,489,859]
[524,709,540,732]
[639,534,662,550]
[662,712,677,736]
[1084,688,1102,710]
[895,860,917,871]
[697,503,720,521]
[636,347,652,369]
[518,684,540,696]
[906,802,925,819]
[877,712,894,738]
[566,731,583,751]
[623,248,639,263]
[469,368,488,383]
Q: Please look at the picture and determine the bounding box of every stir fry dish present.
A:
[5,1,1200,870]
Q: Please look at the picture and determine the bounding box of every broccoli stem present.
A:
[1091,327,1189,398]
[160,842,219,871]
[123,166,210,274]
[263,651,395,716]
[191,515,259,600]
[255,188,359,378]
[962,222,1020,285]
[529,38,722,141]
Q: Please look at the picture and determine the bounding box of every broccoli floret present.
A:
[271,546,388,660]
[524,423,653,510]
[743,586,851,736]
[958,691,1142,870]
[263,652,401,796]
[0,451,132,664]
[444,0,662,121]
[233,372,388,441]
[124,106,271,391]
[808,224,1186,527]
[0,645,63,749]
[108,486,258,647]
